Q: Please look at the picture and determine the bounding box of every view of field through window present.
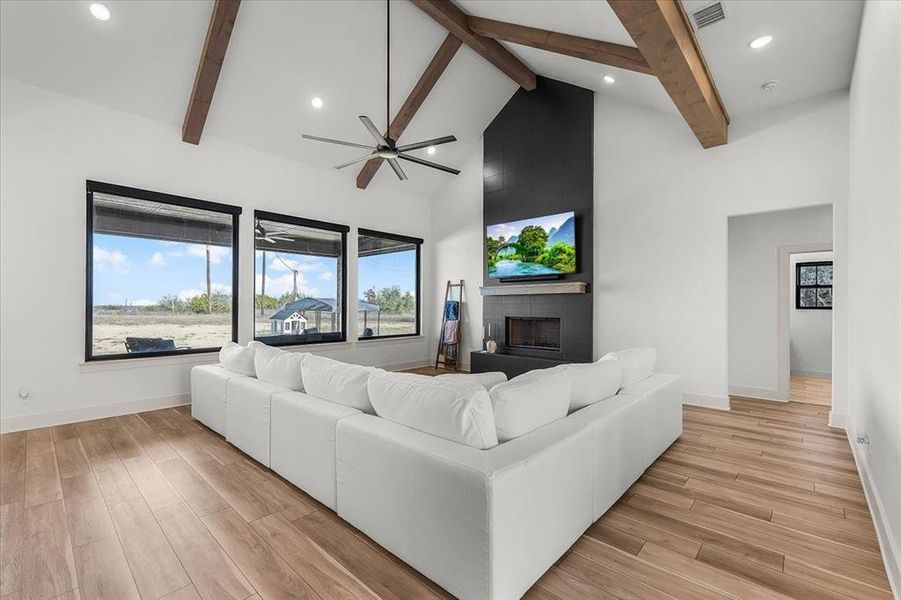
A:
[358,233,418,338]
[90,192,236,357]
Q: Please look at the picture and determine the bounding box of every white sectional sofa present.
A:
[191,344,682,600]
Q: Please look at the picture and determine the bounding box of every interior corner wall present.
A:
[593,91,849,409]
[843,0,901,590]
[430,148,485,370]
[789,250,834,378]
[726,205,833,400]
[0,78,434,432]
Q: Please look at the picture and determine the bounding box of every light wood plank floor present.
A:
[790,375,833,406]
[0,399,890,599]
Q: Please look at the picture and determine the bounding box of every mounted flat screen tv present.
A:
[486,211,576,278]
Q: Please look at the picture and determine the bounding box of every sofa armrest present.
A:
[335,414,594,600]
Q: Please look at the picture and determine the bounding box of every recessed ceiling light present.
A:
[310,97,324,109]
[761,80,779,91]
[603,75,615,84]
[89,3,110,21]
[426,146,437,155]
[748,35,772,49]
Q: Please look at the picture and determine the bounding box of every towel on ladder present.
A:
[444,300,460,321]
[443,320,459,344]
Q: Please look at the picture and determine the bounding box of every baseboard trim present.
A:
[790,369,832,380]
[683,392,730,411]
[828,411,847,429]
[728,385,786,402]
[844,416,901,598]
[0,393,190,433]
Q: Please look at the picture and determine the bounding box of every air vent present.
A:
[692,2,726,29]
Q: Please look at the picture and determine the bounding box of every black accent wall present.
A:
[481,77,594,364]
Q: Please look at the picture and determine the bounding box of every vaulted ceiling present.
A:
[0,0,863,197]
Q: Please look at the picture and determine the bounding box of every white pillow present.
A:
[253,345,307,391]
[369,372,498,450]
[489,368,571,442]
[599,347,656,388]
[219,341,261,377]
[557,360,623,412]
[436,371,507,390]
[301,354,378,413]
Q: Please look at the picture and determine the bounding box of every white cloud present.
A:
[186,244,230,264]
[148,252,166,267]
[131,299,156,306]
[255,272,317,298]
[318,272,333,281]
[93,245,130,274]
[268,256,322,273]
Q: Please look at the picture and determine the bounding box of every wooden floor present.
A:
[0,399,890,599]
[790,375,833,406]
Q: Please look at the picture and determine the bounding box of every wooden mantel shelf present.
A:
[480,281,588,296]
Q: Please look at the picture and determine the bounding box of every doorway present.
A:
[787,251,833,406]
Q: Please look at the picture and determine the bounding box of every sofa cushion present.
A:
[555,360,623,413]
[369,372,498,449]
[225,376,286,466]
[599,347,656,388]
[254,344,307,391]
[301,354,378,414]
[489,369,571,442]
[219,341,261,377]
[435,371,507,390]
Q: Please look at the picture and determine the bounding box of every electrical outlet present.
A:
[856,431,870,445]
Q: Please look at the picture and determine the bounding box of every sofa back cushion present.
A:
[368,372,498,449]
[557,360,623,412]
[489,369,571,442]
[301,354,378,413]
[254,345,307,391]
[219,341,261,377]
[599,347,656,388]
[435,371,507,390]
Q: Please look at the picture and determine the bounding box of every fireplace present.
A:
[506,317,561,351]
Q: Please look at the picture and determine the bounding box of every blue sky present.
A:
[93,234,233,306]
[486,211,574,240]
[93,234,416,306]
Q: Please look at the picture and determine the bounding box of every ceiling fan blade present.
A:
[302,134,373,150]
[359,116,388,146]
[396,135,457,153]
[335,152,377,170]
[387,158,407,181]
[397,153,460,175]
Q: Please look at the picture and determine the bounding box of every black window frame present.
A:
[795,260,833,310]
[85,180,241,362]
[253,209,349,347]
[356,228,423,341]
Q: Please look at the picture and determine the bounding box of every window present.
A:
[86,180,240,360]
[357,229,422,339]
[254,211,348,345]
[796,261,833,309]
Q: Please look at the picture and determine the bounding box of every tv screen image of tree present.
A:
[486,211,576,278]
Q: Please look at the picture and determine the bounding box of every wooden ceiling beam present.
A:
[182,0,241,145]
[468,16,653,76]
[356,33,463,189]
[607,0,728,148]
[410,0,537,91]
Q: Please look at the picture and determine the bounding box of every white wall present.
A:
[789,251,833,378]
[725,206,832,400]
[430,148,485,370]
[0,79,433,431]
[594,92,848,409]
[840,0,901,591]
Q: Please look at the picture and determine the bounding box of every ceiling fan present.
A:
[255,220,292,244]
[301,1,460,181]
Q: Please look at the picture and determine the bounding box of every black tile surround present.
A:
[475,77,594,376]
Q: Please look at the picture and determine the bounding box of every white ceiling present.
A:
[1,0,863,196]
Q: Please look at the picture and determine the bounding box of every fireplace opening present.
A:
[506,317,561,351]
